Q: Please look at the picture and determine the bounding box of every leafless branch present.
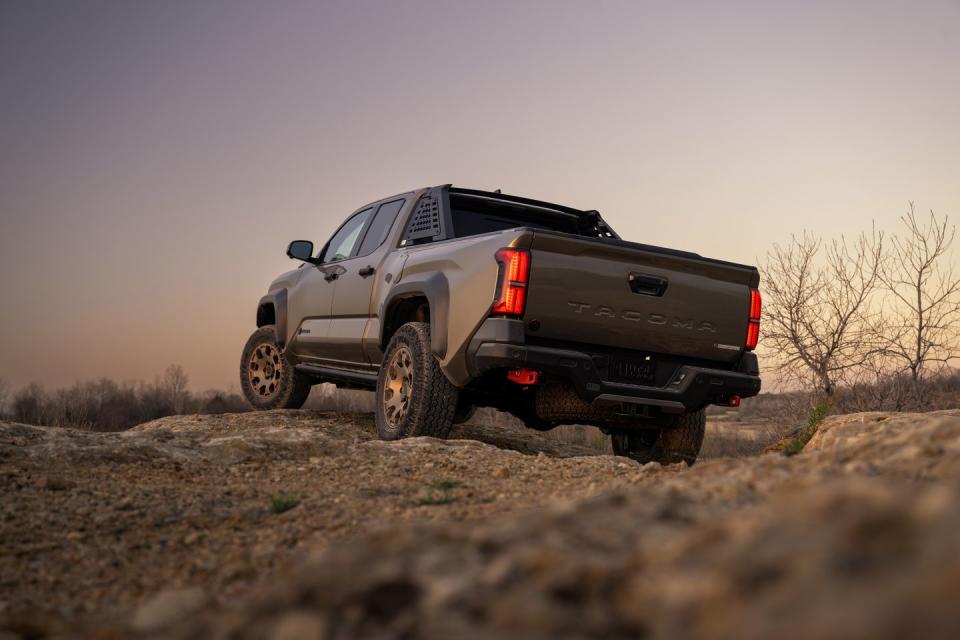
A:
[877,204,960,394]
[759,227,884,396]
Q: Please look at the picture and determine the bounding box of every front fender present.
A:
[256,289,288,349]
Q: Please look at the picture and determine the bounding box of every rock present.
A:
[268,611,327,640]
[806,409,960,453]
[200,436,262,464]
[130,587,207,633]
[36,476,76,491]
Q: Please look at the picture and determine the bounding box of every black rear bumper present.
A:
[468,320,761,413]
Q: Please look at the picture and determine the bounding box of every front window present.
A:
[321,209,372,262]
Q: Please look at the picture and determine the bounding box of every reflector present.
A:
[506,368,540,385]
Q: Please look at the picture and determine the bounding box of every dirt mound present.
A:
[0,411,643,637]
[2,409,960,639]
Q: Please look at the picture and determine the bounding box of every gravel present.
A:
[2,408,960,638]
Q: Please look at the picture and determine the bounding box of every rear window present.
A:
[450,194,582,238]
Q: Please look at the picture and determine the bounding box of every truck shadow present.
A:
[451,419,607,458]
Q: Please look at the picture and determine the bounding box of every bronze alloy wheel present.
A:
[383,345,413,427]
[374,322,457,440]
[247,342,283,400]
[240,325,311,410]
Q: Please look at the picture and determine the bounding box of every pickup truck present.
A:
[241,185,761,464]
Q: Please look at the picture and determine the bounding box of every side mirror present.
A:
[286,240,317,264]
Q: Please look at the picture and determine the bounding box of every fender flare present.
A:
[256,289,288,349]
[379,274,450,358]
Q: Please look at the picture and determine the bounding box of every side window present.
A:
[356,199,405,257]
[321,208,372,263]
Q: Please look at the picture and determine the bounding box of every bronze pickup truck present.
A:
[241,186,761,464]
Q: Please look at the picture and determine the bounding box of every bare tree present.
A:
[879,204,960,387]
[13,383,47,425]
[161,364,190,415]
[760,228,884,396]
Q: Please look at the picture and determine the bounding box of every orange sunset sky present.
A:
[1,0,959,391]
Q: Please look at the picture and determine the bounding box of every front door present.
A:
[285,264,335,361]
[287,207,372,363]
[326,198,407,365]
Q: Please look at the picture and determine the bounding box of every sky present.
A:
[1,0,958,391]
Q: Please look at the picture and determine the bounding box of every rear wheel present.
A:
[375,322,458,440]
[240,326,312,409]
[611,408,706,466]
[452,399,477,425]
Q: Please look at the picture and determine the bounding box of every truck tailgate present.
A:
[523,231,759,363]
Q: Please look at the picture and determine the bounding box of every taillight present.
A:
[492,248,530,316]
[745,288,761,350]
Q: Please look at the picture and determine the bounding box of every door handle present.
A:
[629,273,668,297]
[358,265,376,278]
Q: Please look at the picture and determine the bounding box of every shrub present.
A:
[270,495,300,514]
[3,366,253,431]
[783,401,831,456]
[417,479,462,506]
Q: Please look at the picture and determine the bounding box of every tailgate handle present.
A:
[629,273,668,297]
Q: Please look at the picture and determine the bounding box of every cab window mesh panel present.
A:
[404,194,445,242]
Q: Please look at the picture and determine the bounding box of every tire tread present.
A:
[612,409,706,466]
[376,322,457,440]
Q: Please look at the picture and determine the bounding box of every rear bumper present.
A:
[467,319,761,413]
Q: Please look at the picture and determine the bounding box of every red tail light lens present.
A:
[492,249,530,316]
[745,288,761,350]
[749,288,762,319]
[746,322,760,350]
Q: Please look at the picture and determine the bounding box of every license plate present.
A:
[605,355,655,385]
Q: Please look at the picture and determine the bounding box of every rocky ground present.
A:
[2,409,960,639]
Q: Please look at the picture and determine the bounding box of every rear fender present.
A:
[379,275,450,357]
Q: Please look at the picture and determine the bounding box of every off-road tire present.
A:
[452,399,476,425]
[240,326,312,410]
[535,382,606,423]
[375,322,458,440]
[611,408,706,466]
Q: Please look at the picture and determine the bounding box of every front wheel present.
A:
[611,408,706,466]
[239,326,312,410]
[375,322,458,440]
